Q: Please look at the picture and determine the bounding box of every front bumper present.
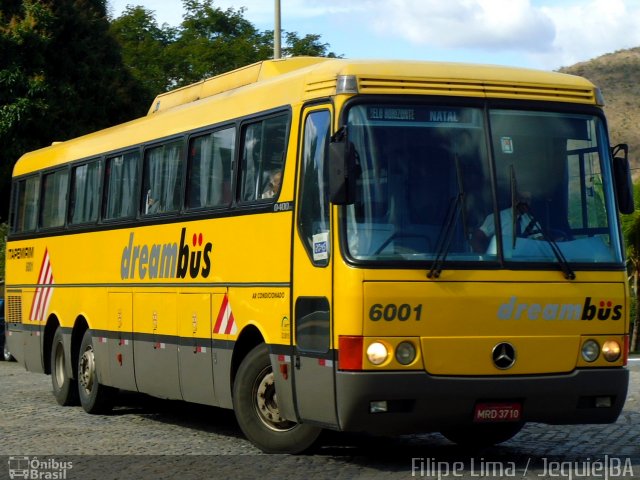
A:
[335,368,628,434]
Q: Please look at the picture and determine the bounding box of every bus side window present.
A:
[104,151,139,220]
[12,176,40,233]
[142,141,184,215]
[187,126,235,210]
[298,110,331,266]
[40,169,69,229]
[239,114,288,203]
[69,161,101,225]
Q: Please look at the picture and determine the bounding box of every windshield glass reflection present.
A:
[344,104,622,266]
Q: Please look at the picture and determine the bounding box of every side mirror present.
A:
[329,126,356,205]
[611,144,634,214]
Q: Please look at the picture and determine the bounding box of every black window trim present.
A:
[7,105,293,241]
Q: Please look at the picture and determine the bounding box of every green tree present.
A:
[282,31,339,58]
[42,0,147,137]
[109,6,176,97]
[168,1,266,86]
[0,222,6,283]
[0,0,145,222]
[110,0,340,96]
[0,0,53,220]
[621,182,640,352]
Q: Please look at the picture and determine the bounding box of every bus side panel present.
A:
[133,292,181,400]
[22,290,44,373]
[212,345,234,409]
[107,292,137,391]
[177,292,216,406]
[24,325,43,373]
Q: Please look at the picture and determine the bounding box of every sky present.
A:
[107,0,640,71]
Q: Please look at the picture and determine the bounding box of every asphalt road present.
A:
[0,358,638,480]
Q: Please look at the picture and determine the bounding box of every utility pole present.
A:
[274,0,281,59]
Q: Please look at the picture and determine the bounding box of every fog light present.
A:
[370,400,388,413]
[395,341,416,365]
[602,341,621,362]
[581,339,600,362]
[366,342,388,365]
[595,396,612,408]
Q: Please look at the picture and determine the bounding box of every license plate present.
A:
[473,402,522,422]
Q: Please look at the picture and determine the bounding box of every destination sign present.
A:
[366,106,475,124]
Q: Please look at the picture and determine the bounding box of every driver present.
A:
[471,191,536,252]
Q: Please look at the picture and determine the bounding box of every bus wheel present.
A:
[4,342,15,362]
[233,343,321,454]
[77,330,115,414]
[51,327,79,406]
[441,423,524,447]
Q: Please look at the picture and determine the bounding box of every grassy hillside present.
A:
[560,47,640,177]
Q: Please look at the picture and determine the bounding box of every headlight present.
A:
[581,339,600,362]
[366,342,388,365]
[602,340,621,362]
[395,341,416,365]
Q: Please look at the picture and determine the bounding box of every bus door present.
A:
[291,107,338,427]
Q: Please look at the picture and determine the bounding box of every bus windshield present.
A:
[344,103,623,267]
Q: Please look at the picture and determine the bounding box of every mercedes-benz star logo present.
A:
[492,342,516,370]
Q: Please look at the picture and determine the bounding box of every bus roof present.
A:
[13,57,599,177]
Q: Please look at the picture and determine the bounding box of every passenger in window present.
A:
[261,170,282,199]
[145,189,161,214]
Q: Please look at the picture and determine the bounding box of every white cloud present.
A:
[365,0,556,52]
[108,0,640,70]
[359,0,640,68]
[536,0,640,68]
[212,0,361,22]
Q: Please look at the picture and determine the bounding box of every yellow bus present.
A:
[4,57,634,453]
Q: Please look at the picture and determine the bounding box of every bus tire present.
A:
[233,343,321,454]
[4,342,15,362]
[77,330,115,414]
[51,327,79,406]
[441,423,524,447]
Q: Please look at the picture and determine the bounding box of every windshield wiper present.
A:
[427,193,463,279]
[519,209,576,280]
[428,155,470,279]
[508,165,575,280]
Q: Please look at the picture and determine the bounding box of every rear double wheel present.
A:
[233,343,321,453]
[50,327,78,406]
[77,330,115,414]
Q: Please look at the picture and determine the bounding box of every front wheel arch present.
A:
[232,343,321,453]
[230,324,265,392]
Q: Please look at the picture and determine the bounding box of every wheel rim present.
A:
[78,345,96,395]
[54,342,66,388]
[253,365,295,432]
